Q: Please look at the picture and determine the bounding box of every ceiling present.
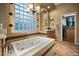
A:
[54,3,61,5]
[35,3,61,12]
[35,3,55,11]
[28,3,61,13]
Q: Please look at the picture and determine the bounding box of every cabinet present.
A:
[0,40,2,56]
[0,39,5,56]
[47,30,56,39]
[65,28,74,42]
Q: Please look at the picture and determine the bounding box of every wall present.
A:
[40,3,79,44]
[0,4,6,29]
[0,3,7,56]
[40,12,48,33]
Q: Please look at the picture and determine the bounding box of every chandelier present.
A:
[28,3,40,14]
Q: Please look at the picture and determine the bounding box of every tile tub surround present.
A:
[6,33,47,42]
[5,34,47,46]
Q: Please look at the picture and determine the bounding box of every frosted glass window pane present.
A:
[24,8,26,12]
[24,16,26,19]
[20,11,24,14]
[20,3,24,7]
[15,14,19,17]
[20,15,24,19]
[15,5,20,9]
[20,7,24,10]
[15,9,19,13]
[15,27,19,30]
[24,12,26,15]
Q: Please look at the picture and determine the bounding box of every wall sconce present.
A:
[9,24,13,27]
[0,24,3,30]
[9,12,13,16]
[10,3,13,4]
[50,16,55,21]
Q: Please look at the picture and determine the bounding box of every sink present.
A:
[0,29,7,39]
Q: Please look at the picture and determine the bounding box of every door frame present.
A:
[61,12,77,45]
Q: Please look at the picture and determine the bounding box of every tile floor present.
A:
[45,41,79,56]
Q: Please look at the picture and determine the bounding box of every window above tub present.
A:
[11,3,36,33]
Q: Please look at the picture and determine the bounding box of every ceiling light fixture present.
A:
[47,6,50,9]
[29,3,40,14]
[29,4,33,10]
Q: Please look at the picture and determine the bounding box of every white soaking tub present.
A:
[6,36,55,56]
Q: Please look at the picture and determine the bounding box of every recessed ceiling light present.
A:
[47,6,50,9]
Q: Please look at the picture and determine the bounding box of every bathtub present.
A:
[7,36,55,56]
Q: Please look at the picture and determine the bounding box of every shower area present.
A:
[61,13,76,43]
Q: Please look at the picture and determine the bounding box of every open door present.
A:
[61,12,76,44]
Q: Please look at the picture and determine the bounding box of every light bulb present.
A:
[29,4,33,10]
[36,6,40,11]
[47,6,50,9]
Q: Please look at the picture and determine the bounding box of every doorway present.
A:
[61,12,77,44]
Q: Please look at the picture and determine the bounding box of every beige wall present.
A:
[50,3,79,41]
[50,3,79,44]
[40,13,48,33]
[40,3,79,44]
[0,4,6,29]
[0,3,6,56]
